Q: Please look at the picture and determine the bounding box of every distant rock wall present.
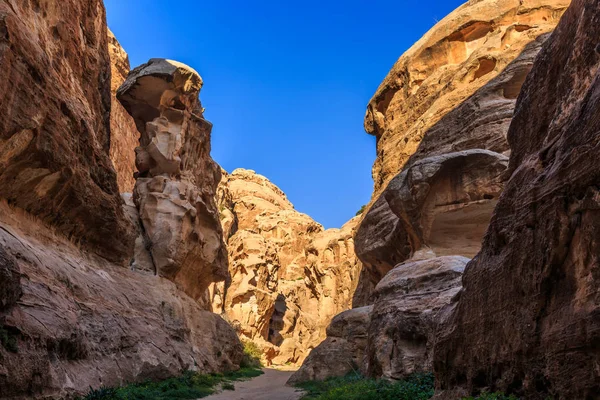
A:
[434,0,600,397]
[212,169,363,366]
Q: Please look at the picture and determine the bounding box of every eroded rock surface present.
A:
[0,203,242,399]
[117,59,228,302]
[434,1,600,398]
[287,306,372,385]
[367,256,466,380]
[212,169,363,366]
[0,0,134,263]
[365,0,569,196]
[108,30,138,193]
[355,150,507,294]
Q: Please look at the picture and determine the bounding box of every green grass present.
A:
[463,393,520,400]
[79,367,263,400]
[297,372,435,400]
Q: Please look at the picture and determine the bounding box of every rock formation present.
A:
[117,59,228,303]
[366,256,466,380]
[364,0,570,196]
[0,0,134,263]
[0,2,243,397]
[0,202,242,399]
[434,0,600,398]
[355,150,507,293]
[288,306,372,385]
[212,169,363,366]
[108,30,138,193]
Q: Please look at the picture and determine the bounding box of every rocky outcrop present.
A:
[365,0,570,196]
[434,1,600,398]
[108,30,138,193]
[367,256,466,380]
[117,59,228,302]
[355,150,507,295]
[212,169,363,366]
[288,306,372,385]
[0,0,134,263]
[0,202,242,399]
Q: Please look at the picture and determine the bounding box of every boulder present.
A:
[434,1,600,398]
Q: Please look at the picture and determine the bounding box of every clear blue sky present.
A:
[105,0,464,229]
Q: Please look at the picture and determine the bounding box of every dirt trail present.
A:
[202,369,304,400]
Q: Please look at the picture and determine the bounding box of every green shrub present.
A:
[297,372,434,400]
[240,340,263,368]
[79,367,263,400]
[355,205,367,216]
[463,393,520,400]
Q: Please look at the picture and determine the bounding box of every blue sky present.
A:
[105,0,465,228]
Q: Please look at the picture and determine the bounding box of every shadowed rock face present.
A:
[117,59,228,302]
[0,0,134,263]
[0,203,243,399]
[211,169,363,367]
[364,0,570,197]
[434,1,600,398]
[355,150,507,292]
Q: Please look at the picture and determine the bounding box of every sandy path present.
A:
[202,369,304,400]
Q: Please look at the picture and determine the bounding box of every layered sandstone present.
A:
[434,1,600,398]
[288,306,372,385]
[117,59,228,302]
[0,202,242,399]
[365,0,570,196]
[212,169,363,366]
[355,150,507,296]
[108,30,138,193]
[0,0,134,262]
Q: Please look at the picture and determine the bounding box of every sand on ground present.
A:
[201,369,304,400]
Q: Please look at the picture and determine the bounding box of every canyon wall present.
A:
[212,169,363,366]
[294,0,570,384]
[434,0,600,398]
[0,1,242,398]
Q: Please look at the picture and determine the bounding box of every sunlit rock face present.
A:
[117,59,228,303]
[364,0,569,197]
[0,0,134,263]
[434,0,600,398]
[211,169,363,367]
[108,30,138,193]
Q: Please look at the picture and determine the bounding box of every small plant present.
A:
[355,205,367,216]
[463,393,520,400]
[240,340,263,368]
[222,382,235,391]
[82,386,118,400]
[0,327,18,353]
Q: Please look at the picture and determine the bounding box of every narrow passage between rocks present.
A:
[201,369,304,400]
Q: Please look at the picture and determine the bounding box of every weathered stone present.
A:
[367,256,466,379]
[0,0,134,263]
[287,306,372,385]
[434,1,600,398]
[108,30,138,193]
[118,59,228,302]
[212,169,363,366]
[365,0,569,196]
[0,203,243,399]
[355,150,507,293]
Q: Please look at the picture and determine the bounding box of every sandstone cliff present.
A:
[434,0,600,397]
[108,30,138,193]
[0,1,242,397]
[365,0,569,196]
[212,169,363,366]
[0,0,134,263]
